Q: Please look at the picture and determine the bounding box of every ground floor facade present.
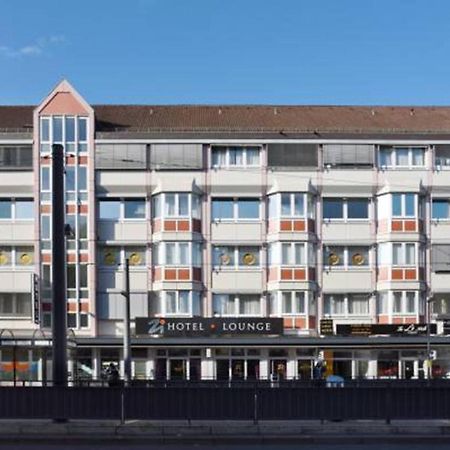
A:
[1,336,449,384]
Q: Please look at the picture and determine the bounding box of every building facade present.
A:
[1,80,450,382]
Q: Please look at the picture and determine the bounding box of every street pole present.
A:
[51,144,67,388]
[121,258,131,386]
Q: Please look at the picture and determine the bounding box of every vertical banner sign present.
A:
[32,273,40,324]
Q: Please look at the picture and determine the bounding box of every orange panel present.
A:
[40,157,51,165]
[281,269,293,280]
[405,269,417,280]
[178,269,190,280]
[294,318,306,328]
[164,221,176,231]
[154,267,162,281]
[80,302,89,312]
[165,269,177,280]
[283,317,294,329]
[42,253,51,263]
[280,221,292,231]
[78,157,88,164]
[67,253,77,263]
[393,317,403,324]
[378,314,390,324]
[66,156,76,165]
[294,269,306,280]
[177,220,190,231]
[391,220,403,231]
[67,302,77,312]
[308,316,316,328]
[391,269,403,280]
[66,204,77,214]
[40,91,89,115]
[79,254,89,262]
[41,205,51,214]
[79,204,88,213]
[403,317,417,324]
[404,220,416,232]
[293,220,305,232]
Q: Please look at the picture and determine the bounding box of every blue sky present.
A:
[1,0,450,105]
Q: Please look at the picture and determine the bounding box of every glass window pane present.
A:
[239,295,260,315]
[294,194,304,216]
[165,292,177,314]
[348,294,368,315]
[152,195,161,218]
[405,194,415,216]
[294,244,304,264]
[246,148,260,165]
[396,149,409,166]
[393,293,402,313]
[126,247,145,266]
[379,148,391,166]
[41,167,50,191]
[325,246,344,266]
[295,292,305,314]
[282,243,291,265]
[347,199,368,219]
[0,247,12,266]
[41,118,50,142]
[16,247,33,266]
[237,199,259,219]
[53,117,63,142]
[323,199,343,219]
[65,117,75,142]
[405,244,415,265]
[213,294,233,316]
[41,215,50,239]
[212,148,226,166]
[15,200,34,219]
[0,200,12,219]
[412,149,424,166]
[212,199,233,220]
[99,200,120,219]
[166,243,175,265]
[432,200,449,219]
[349,247,369,266]
[164,194,176,217]
[65,167,76,191]
[392,194,402,216]
[79,265,88,288]
[281,194,291,216]
[67,265,76,289]
[214,246,234,266]
[229,148,243,166]
[393,244,402,265]
[406,292,416,313]
[179,194,189,216]
[239,247,259,267]
[178,291,190,314]
[178,243,189,265]
[78,167,87,191]
[78,215,87,239]
[124,199,146,219]
[78,118,87,141]
[282,292,292,314]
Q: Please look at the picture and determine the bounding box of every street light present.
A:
[426,294,435,380]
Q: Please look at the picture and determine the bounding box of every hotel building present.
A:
[0,80,450,382]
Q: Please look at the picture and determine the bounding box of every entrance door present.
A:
[270,359,287,381]
[169,359,187,380]
[401,360,415,379]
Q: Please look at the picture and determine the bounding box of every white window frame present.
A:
[0,198,34,221]
[98,198,148,221]
[211,146,261,168]
[322,197,370,222]
[378,146,426,169]
[99,246,147,268]
[431,198,450,221]
[390,291,420,315]
[212,245,261,270]
[153,242,202,267]
[212,294,262,317]
[0,292,32,318]
[152,193,201,219]
[212,198,261,222]
[323,246,370,269]
[323,293,370,317]
[268,242,314,266]
[391,193,417,218]
[269,291,307,316]
[392,243,417,266]
[268,193,311,219]
[159,291,200,316]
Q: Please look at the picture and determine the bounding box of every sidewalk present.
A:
[1,419,450,443]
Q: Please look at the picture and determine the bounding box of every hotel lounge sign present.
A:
[135,317,284,336]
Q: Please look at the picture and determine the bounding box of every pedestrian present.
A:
[106,362,120,387]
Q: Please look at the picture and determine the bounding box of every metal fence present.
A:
[1,381,450,422]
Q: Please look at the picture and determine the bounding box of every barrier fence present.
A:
[0,381,450,422]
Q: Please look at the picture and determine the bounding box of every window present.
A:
[268,193,309,218]
[323,198,369,220]
[324,294,369,316]
[96,143,147,169]
[379,147,426,168]
[268,242,314,266]
[432,294,450,315]
[53,117,63,142]
[0,246,34,267]
[151,193,201,219]
[391,291,419,315]
[435,145,450,167]
[150,144,203,170]
[378,242,422,266]
[212,198,260,221]
[324,246,369,268]
[0,146,32,170]
[323,144,374,167]
[432,199,450,220]
[0,199,33,220]
[213,294,261,316]
[153,242,202,266]
[0,293,31,317]
[152,291,201,316]
[213,246,260,268]
[281,292,305,315]
[431,245,450,273]
[268,144,318,168]
[392,193,416,217]
[99,198,147,220]
[100,246,146,267]
[40,116,88,154]
[212,146,261,168]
